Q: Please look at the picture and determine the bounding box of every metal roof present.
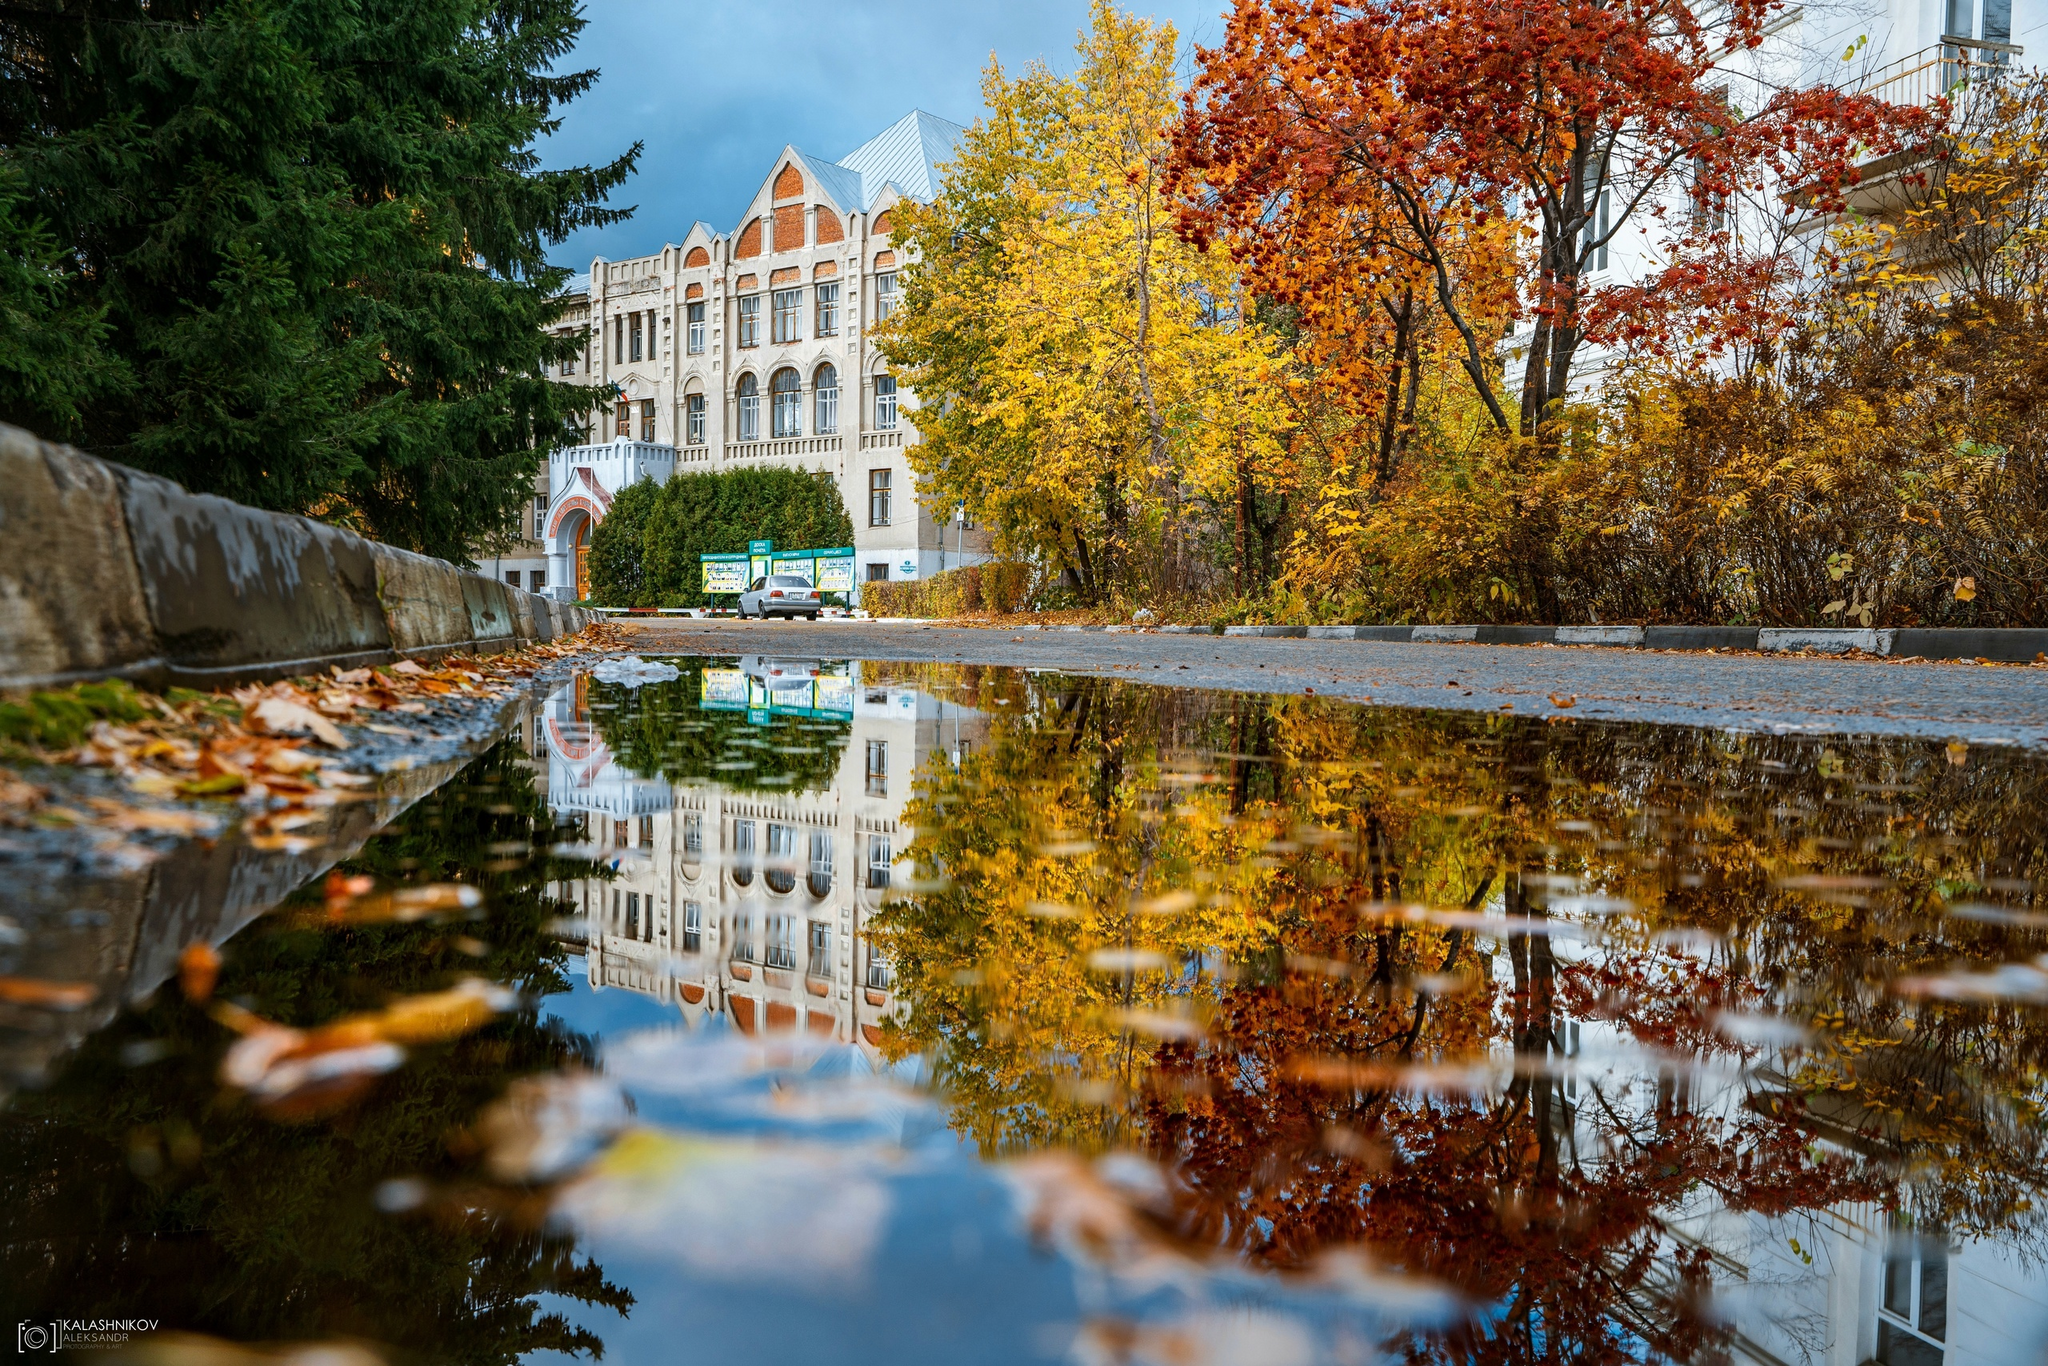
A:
[833,109,967,210]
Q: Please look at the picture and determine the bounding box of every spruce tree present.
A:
[0,0,636,563]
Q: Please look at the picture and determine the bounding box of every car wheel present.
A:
[806,613,818,621]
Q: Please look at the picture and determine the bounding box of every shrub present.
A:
[859,563,1036,618]
[586,467,855,608]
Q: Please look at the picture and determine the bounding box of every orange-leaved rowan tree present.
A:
[1169,0,1930,442]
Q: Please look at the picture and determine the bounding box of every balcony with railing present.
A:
[725,435,843,464]
[1860,35,2020,108]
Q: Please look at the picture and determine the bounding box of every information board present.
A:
[700,668,748,709]
[813,547,855,593]
[700,554,749,594]
[771,555,814,581]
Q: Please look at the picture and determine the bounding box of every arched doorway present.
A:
[574,518,592,601]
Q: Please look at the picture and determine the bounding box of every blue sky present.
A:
[541,0,1231,268]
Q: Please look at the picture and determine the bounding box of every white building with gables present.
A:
[523,110,991,603]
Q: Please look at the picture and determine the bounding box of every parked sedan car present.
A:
[739,574,821,620]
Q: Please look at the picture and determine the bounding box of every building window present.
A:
[687,301,706,354]
[867,834,891,890]
[639,398,655,442]
[866,943,893,990]
[531,567,546,591]
[808,830,833,898]
[682,900,702,953]
[770,368,802,439]
[765,914,797,970]
[533,492,547,538]
[737,374,760,442]
[865,562,887,582]
[814,364,838,434]
[731,910,756,964]
[807,920,831,977]
[772,288,803,344]
[613,314,624,364]
[559,351,575,377]
[614,819,629,847]
[875,375,898,430]
[638,815,654,848]
[737,295,761,348]
[875,271,898,322]
[625,891,641,939]
[869,468,892,527]
[615,400,631,439]
[683,812,702,856]
[504,571,518,586]
[1877,1239,1949,1366]
[630,311,644,362]
[686,394,706,445]
[731,818,755,887]
[765,822,798,894]
[815,281,840,336]
[865,739,887,797]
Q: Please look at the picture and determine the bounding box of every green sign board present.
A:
[700,541,853,596]
[699,553,749,595]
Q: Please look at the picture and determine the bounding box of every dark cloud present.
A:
[542,0,1225,268]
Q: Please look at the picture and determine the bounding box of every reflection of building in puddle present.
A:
[541,660,982,1050]
[1546,1021,2048,1364]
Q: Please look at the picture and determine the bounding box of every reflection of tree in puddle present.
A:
[870,666,2048,1361]
[0,740,630,1362]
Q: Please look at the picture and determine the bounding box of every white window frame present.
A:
[772,288,803,345]
[875,375,898,431]
[874,271,897,322]
[737,295,761,348]
[687,301,705,354]
[686,393,706,445]
[770,371,802,438]
[737,377,760,443]
[815,281,840,336]
[814,367,839,434]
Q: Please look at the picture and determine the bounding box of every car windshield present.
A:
[770,575,813,588]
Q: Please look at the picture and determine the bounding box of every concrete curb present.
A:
[0,423,591,691]
[1134,621,2048,661]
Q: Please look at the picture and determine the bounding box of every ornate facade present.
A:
[535,111,991,602]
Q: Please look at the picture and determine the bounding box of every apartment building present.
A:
[530,110,992,603]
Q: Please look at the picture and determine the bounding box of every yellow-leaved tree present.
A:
[878,1,1292,605]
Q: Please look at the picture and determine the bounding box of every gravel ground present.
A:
[618,618,2048,750]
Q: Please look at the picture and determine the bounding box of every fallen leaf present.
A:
[180,941,222,1002]
[390,659,430,676]
[1954,576,1978,602]
[0,976,97,1008]
[332,666,374,685]
[1548,694,1577,709]
[247,697,349,749]
[1947,740,1968,766]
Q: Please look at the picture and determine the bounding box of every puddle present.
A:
[4,655,2047,1364]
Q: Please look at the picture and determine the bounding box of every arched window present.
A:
[874,374,898,431]
[770,368,802,439]
[813,364,839,435]
[736,373,760,443]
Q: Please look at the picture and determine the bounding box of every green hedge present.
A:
[587,467,854,607]
[862,562,1033,617]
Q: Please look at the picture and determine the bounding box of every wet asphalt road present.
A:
[617,619,2048,750]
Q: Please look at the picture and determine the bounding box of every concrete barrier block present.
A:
[1892,628,2048,662]
[1411,625,1478,642]
[371,545,472,653]
[1224,625,1307,637]
[1759,628,1893,655]
[0,427,159,687]
[118,469,392,681]
[460,572,517,643]
[1476,625,1556,645]
[1556,626,1645,647]
[1643,626,1760,651]
[509,589,542,643]
[1306,625,1362,639]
